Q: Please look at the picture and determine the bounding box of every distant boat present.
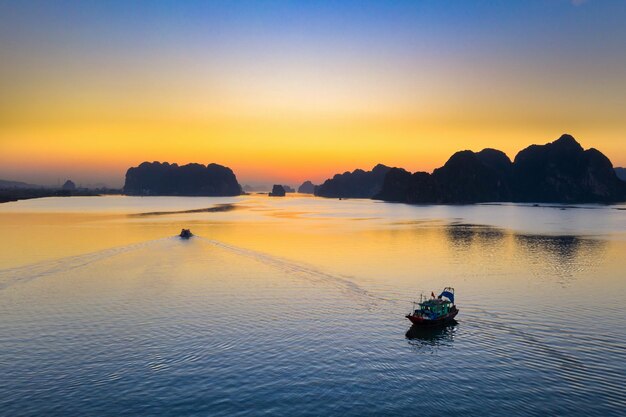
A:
[179,228,193,239]
[406,287,458,326]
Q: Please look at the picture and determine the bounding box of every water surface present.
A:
[1,195,625,416]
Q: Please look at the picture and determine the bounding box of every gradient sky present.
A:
[1,0,626,187]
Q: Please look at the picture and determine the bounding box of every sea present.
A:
[0,195,625,416]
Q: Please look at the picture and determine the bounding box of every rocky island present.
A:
[375,134,626,204]
[297,181,316,194]
[269,185,286,197]
[123,162,241,196]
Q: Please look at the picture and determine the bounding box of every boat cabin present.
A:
[413,287,456,320]
[415,299,453,319]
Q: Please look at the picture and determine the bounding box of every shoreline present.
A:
[0,189,117,204]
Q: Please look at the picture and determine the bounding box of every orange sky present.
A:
[1,1,625,187]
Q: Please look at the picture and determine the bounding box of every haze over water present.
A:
[0,195,625,416]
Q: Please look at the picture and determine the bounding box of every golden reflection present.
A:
[0,196,621,298]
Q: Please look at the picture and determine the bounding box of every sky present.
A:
[1,0,626,187]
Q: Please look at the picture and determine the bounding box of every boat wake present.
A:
[197,237,379,308]
[0,237,174,291]
[0,232,378,308]
[462,305,587,370]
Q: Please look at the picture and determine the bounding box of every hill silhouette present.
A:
[297,181,316,194]
[62,180,76,191]
[375,135,626,204]
[315,164,391,198]
[269,185,286,197]
[124,162,241,196]
[0,179,43,189]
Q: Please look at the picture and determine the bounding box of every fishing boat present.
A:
[406,287,458,326]
[179,228,193,239]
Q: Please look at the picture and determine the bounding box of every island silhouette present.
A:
[297,181,316,194]
[123,162,241,196]
[3,134,624,204]
[315,164,391,199]
[373,134,626,204]
[269,185,286,197]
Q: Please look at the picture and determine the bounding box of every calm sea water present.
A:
[0,195,625,416]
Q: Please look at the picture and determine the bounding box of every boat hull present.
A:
[406,308,458,327]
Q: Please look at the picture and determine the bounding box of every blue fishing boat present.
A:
[406,287,458,326]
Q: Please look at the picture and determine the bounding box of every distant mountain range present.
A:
[0,179,43,189]
[123,162,241,196]
[615,167,626,182]
[0,179,101,203]
[374,134,626,204]
[242,184,271,193]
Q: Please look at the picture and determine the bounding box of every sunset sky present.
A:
[1,0,626,187]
